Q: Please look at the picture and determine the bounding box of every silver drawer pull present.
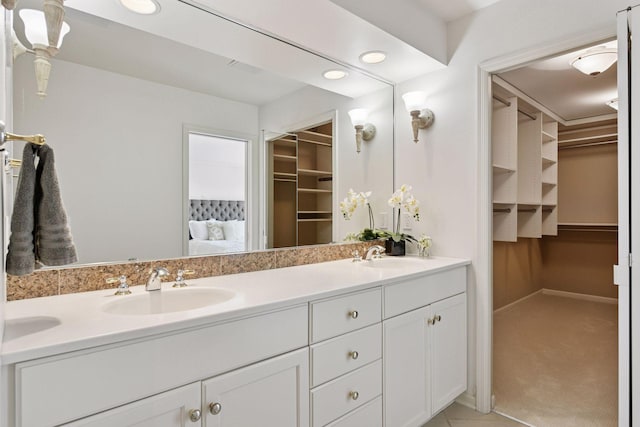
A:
[435,315,442,322]
[188,409,201,422]
[348,310,359,319]
[209,402,222,415]
[349,350,359,360]
[349,391,359,400]
[427,317,435,325]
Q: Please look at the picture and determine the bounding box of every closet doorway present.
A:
[490,40,618,427]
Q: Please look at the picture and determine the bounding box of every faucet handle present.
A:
[351,250,362,263]
[106,275,131,296]
[173,269,195,288]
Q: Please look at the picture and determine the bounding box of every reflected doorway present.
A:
[185,131,248,256]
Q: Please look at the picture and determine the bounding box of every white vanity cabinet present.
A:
[66,348,309,427]
[383,267,467,427]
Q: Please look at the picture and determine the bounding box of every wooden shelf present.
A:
[298,188,332,194]
[298,138,332,147]
[298,210,332,214]
[298,130,332,140]
[274,172,297,178]
[542,131,556,143]
[298,168,332,176]
[274,178,296,183]
[298,218,332,223]
[542,157,556,166]
[273,138,296,146]
[542,181,556,186]
[274,154,297,162]
[493,164,516,174]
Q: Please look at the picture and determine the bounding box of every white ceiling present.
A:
[498,41,618,122]
[418,0,504,22]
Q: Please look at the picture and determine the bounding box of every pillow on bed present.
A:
[222,220,245,241]
[188,220,209,240]
[207,222,225,240]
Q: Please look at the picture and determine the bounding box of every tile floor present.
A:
[421,403,528,427]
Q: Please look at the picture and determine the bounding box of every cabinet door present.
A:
[430,293,467,414]
[64,383,202,427]
[202,348,309,427]
[383,305,431,427]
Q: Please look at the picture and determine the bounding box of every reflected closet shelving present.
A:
[269,122,333,248]
[492,79,558,242]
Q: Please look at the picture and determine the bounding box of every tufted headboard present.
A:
[189,200,245,221]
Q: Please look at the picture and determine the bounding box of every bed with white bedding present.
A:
[188,200,246,255]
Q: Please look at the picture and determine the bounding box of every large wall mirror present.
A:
[9,0,394,265]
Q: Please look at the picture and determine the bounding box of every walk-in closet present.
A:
[491,40,618,427]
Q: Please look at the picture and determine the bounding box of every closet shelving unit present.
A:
[268,123,334,248]
[492,80,558,242]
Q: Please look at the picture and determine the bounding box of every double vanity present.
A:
[1,255,469,427]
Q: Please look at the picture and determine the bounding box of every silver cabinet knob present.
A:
[348,310,359,319]
[349,351,359,360]
[188,409,201,422]
[349,391,359,400]
[209,402,222,415]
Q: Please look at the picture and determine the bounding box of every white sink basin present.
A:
[102,288,236,315]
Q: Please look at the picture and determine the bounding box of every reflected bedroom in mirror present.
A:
[9,0,394,266]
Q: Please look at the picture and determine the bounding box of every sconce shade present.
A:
[570,47,617,76]
[348,108,369,126]
[19,9,70,49]
[402,91,427,112]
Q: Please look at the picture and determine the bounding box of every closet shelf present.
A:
[542,131,556,143]
[542,181,556,186]
[273,154,297,162]
[298,168,332,176]
[493,164,516,174]
[297,130,332,140]
[558,133,618,145]
[542,157,557,166]
[298,188,332,194]
[274,178,296,183]
[274,172,297,178]
[298,210,332,214]
[298,138,332,147]
[298,218,333,223]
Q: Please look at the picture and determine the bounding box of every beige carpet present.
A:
[493,293,618,427]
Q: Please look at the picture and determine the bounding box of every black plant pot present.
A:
[385,239,406,256]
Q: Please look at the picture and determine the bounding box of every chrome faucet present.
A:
[146,267,169,291]
[365,245,386,261]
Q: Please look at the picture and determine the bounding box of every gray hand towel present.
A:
[6,144,38,276]
[34,144,77,267]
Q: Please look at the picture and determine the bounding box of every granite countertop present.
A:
[1,256,470,364]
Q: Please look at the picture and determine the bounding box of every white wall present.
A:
[13,58,258,264]
[394,0,629,405]
[188,134,246,201]
[259,84,394,242]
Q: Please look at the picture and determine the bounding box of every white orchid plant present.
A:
[381,184,420,242]
[340,189,380,241]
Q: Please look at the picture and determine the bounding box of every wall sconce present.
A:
[348,108,376,154]
[402,91,434,143]
[16,7,70,98]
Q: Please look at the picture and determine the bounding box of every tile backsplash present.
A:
[7,241,383,301]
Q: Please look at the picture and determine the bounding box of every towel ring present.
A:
[0,121,46,148]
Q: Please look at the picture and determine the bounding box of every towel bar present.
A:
[0,121,45,147]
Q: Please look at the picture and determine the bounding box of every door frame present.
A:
[476,26,621,414]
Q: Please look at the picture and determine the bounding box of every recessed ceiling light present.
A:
[606,98,619,110]
[323,69,348,80]
[360,51,386,64]
[119,0,160,15]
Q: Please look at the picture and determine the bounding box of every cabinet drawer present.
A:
[384,267,466,318]
[325,396,382,427]
[310,288,381,343]
[15,305,308,427]
[311,360,382,427]
[310,323,381,387]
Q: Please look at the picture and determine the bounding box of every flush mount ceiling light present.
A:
[570,46,617,76]
[348,108,376,153]
[606,98,619,110]
[360,51,386,64]
[119,0,161,15]
[323,69,348,80]
[401,91,434,143]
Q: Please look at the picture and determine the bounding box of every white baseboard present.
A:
[493,290,543,313]
[455,392,477,410]
[541,288,618,304]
